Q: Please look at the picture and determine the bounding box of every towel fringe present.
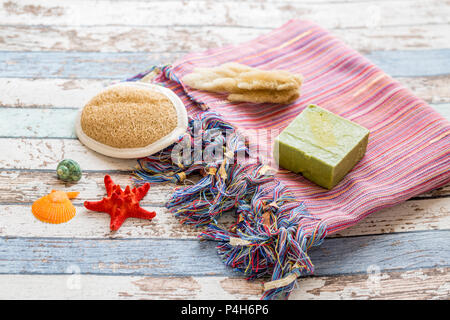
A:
[131,73,327,300]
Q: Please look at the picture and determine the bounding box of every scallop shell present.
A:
[32,190,79,224]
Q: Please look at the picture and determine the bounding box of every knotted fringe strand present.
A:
[130,68,327,300]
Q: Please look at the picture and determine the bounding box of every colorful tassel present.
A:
[130,71,327,300]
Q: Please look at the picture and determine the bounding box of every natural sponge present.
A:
[76,82,188,159]
[182,62,303,105]
[81,86,177,148]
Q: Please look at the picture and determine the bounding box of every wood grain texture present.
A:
[0,138,135,171]
[0,167,448,239]
[1,76,449,108]
[0,108,79,138]
[0,236,233,276]
[0,51,175,79]
[1,0,448,29]
[0,230,449,276]
[1,170,448,205]
[291,267,450,300]
[366,49,450,77]
[0,171,173,205]
[1,24,449,53]
[0,78,112,108]
[0,197,448,239]
[1,267,448,299]
[312,230,450,276]
[397,76,450,104]
[332,197,450,237]
[0,204,208,240]
[0,274,262,300]
[2,50,450,79]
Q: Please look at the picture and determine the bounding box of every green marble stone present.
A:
[274,104,369,189]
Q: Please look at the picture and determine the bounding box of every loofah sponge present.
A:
[76,82,188,159]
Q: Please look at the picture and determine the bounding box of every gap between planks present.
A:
[1,267,448,300]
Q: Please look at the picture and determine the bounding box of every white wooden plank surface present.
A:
[0,171,173,205]
[333,198,450,237]
[0,138,135,171]
[0,198,448,239]
[0,205,201,239]
[0,78,112,108]
[1,24,449,53]
[0,169,447,240]
[1,0,448,29]
[1,268,448,300]
[1,170,448,205]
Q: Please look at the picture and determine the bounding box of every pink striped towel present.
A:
[133,19,450,298]
[154,19,449,233]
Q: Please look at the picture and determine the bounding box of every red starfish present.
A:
[84,175,156,231]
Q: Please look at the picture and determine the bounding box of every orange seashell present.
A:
[32,190,78,224]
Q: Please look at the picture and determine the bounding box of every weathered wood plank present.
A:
[0,138,135,171]
[1,24,449,53]
[396,76,450,104]
[2,104,448,138]
[0,230,449,276]
[333,25,450,54]
[0,170,448,205]
[0,171,174,205]
[0,170,448,239]
[2,50,450,79]
[292,267,450,300]
[2,76,449,108]
[1,267,448,299]
[1,0,448,29]
[0,78,112,108]
[0,204,210,240]
[332,197,450,237]
[0,108,78,138]
[0,237,233,276]
[365,49,450,77]
[0,197,448,239]
[0,274,262,300]
[0,25,262,53]
[0,51,176,79]
[430,104,450,122]
[312,230,450,276]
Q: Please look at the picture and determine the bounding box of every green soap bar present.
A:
[274,104,369,189]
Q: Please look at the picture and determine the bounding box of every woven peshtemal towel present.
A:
[132,20,450,298]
